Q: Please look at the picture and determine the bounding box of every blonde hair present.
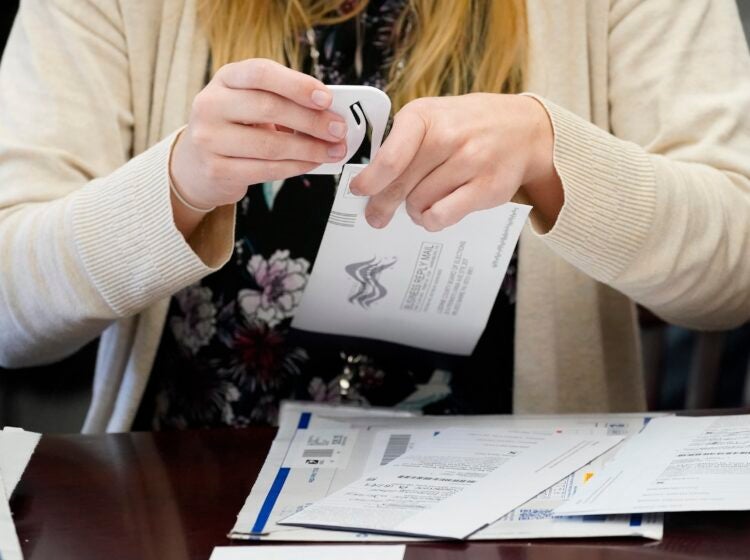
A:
[199,0,527,112]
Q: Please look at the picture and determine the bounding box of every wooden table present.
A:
[12,424,750,560]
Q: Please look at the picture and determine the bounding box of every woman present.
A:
[0,0,749,432]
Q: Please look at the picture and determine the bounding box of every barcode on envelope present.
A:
[303,448,334,458]
[380,434,411,465]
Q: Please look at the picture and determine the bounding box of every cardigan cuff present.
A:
[521,94,658,283]
[71,131,235,317]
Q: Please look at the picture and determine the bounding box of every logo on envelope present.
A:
[344,256,397,308]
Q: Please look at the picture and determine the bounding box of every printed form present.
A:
[556,415,750,516]
[279,427,622,539]
[292,164,531,355]
[230,402,663,541]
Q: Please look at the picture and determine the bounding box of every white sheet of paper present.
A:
[555,415,750,515]
[0,471,22,560]
[0,427,41,497]
[280,427,623,539]
[0,427,39,560]
[210,545,406,560]
[292,164,530,355]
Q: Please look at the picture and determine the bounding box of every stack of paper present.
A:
[280,427,622,539]
[236,406,750,542]
[0,427,41,560]
[230,402,664,541]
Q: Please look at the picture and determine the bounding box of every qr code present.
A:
[518,508,554,521]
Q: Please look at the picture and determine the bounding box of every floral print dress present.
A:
[134,0,518,430]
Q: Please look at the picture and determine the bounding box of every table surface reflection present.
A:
[12,421,750,560]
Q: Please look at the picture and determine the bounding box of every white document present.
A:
[292,164,530,355]
[0,427,41,496]
[0,472,22,560]
[280,428,622,539]
[556,415,750,515]
[210,544,405,560]
[230,403,663,541]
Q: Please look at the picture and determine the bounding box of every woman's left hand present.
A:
[350,93,562,232]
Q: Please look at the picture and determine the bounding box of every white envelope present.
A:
[293,164,530,355]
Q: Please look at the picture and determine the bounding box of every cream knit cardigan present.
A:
[1,0,749,433]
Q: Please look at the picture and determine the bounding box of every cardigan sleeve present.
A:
[532,0,750,330]
[0,0,234,368]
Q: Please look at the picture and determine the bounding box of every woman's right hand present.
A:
[170,58,347,218]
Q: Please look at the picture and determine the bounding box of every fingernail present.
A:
[349,180,362,195]
[328,143,346,158]
[367,213,385,228]
[328,121,347,139]
[311,89,331,108]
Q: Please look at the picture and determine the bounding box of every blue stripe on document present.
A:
[250,411,311,534]
[298,412,311,429]
[251,467,290,533]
